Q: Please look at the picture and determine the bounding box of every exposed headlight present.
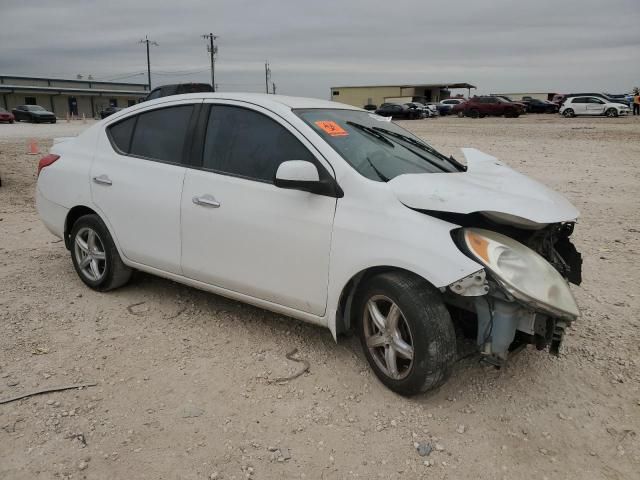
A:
[459,228,579,319]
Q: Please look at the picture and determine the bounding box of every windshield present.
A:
[295,109,462,182]
[26,106,46,111]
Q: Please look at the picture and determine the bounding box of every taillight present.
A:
[37,154,60,177]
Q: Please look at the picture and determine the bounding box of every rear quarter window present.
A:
[107,116,136,153]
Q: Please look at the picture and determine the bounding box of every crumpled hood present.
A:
[388,148,579,225]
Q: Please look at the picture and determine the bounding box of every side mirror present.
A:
[274,160,343,198]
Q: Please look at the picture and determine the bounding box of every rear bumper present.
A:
[36,187,68,239]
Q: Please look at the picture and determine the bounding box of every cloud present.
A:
[1,0,638,97]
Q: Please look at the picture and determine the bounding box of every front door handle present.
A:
[93,174,112,186]
[192,194,221,208]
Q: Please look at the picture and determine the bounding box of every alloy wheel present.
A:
[363,295,414,380]
[74,227,107,282]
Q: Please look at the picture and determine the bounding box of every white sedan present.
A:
[36,93,582,395]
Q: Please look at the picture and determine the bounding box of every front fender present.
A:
[325,197,482,339]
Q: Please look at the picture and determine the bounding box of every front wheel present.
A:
[70,214,132,291]
[356,272,457,396]
[605,108,618,118]
[457,111,465,118]
[562,108,575,118]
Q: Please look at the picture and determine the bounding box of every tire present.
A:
[70,214,132,291]
[51,119,57,123]
[605,108,618,118]
[505,109,519,118]
[31,115,39,124]
[457,111,465,118]
[562,108,575,118]
[356,271,457,396]
[469,109,480,119]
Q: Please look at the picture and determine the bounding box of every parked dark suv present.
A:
[451,96,521,118]
[144,83,214,102]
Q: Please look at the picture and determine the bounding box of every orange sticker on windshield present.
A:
[315,120,348,137]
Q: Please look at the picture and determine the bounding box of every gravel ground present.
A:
[1,115,639,480]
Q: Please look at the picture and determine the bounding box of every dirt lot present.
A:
[1,115,639,480]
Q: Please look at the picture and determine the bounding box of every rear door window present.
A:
[129,105,193,163]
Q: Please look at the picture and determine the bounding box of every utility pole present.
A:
[139,35,158,90]
[202,33,218,92]
[272,82,276,95]
[265,61,271,94]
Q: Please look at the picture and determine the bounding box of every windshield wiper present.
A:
[371,127,467,171]
[346,121,395,147]
[365,156,390,182]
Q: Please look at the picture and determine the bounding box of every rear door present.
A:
[570,97,587,115]
[180,101,337,315]
[90,101,198,273]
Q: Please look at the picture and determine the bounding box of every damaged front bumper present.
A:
[445,224,582,366]
[447,270,576,366]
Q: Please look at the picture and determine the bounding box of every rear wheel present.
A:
[469,109,480,118]
[356,271,456,396]
[605,108,618,118]
[562,108,575,118]
[70,214,132,291]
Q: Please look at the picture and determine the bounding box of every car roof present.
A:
[142,92,359,111]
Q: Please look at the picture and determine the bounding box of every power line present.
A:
[101,72,146,81]
[153,70,210,76]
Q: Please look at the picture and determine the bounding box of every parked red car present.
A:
[0,107,15,123]
[451,96,521,118]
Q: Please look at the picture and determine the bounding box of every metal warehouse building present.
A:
[0,75,149,118]
[330,82,476,108]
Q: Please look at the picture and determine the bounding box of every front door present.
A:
[585,97,606,115]
[90,102,195,273]
[180,102,337,315]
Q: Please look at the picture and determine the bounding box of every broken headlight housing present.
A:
[459,228,579,319]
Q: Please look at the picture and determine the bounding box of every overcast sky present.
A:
[1,0,639,98]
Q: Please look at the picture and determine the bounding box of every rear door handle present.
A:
[192,194,221,208]
[93,174,112,186]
